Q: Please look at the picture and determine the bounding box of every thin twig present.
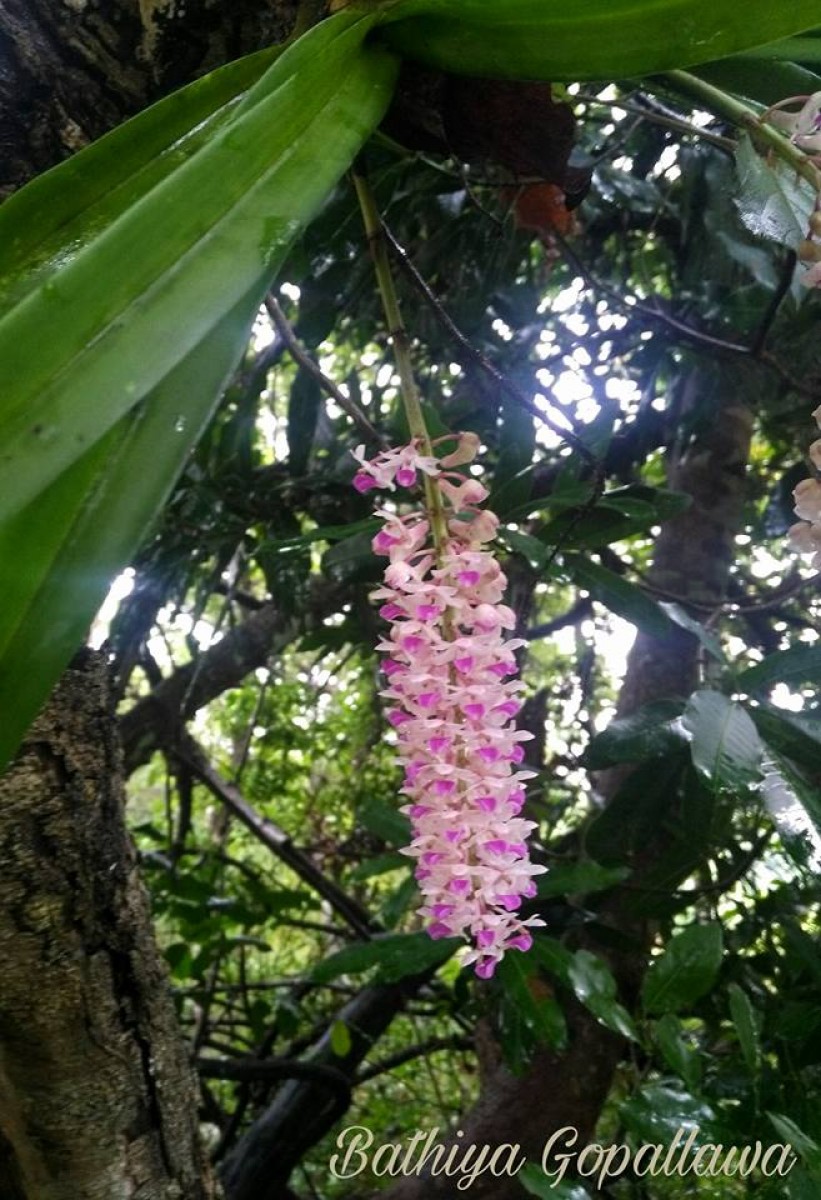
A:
[265,294,384,445]
[175,732,378,941]
[379,220,601,470]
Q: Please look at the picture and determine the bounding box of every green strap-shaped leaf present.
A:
[0,12,394,524]
[0,12,398,770]
[374,0,821,81]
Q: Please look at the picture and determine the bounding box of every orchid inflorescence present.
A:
[790,404,821,567]
[353,431,545,979]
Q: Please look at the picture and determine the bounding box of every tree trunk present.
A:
[0,652,217,1200]
[0,0,301,197]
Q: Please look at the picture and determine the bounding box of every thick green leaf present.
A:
[735,132,816,254]
[738,645,821,694]
[642,923,724,1015]
[728,983,761,1075]
[565,556,675,638]
[655,1014,702,1092]
[752,704,821,771]
[0,12,398,769]
[375,0,821,81]
[567,950,638,1041]
[582,700,685,769]
[311,931,459,984]
[683,690,762,790]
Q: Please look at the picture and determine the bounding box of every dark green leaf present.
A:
[655,1014,702,1092]
[752,704,821,772]
[312,932,459,985]
[660,603,726,663]
[357,799,412,849]
[683,691,762,790]
[582,700,685,769]
[567,950,638,1041]
[585,752,689,863]
[565,556,675,638]
[642,923,724,1015]
[767,1114,821,1171]
[738,646,821,694]
[728,983,761,1075]
[620,1084,718,1144]
[536,861,630,898]
[287,367,322,476]
[496,951,568,1072]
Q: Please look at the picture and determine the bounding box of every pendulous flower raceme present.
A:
[353,431,545,979]
[789,404,821,566]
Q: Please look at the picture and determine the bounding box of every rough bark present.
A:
[0,0,301,197]
[0,651,216,1200]
[377,374,754,1200]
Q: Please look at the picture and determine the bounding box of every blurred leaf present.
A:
[728,983,761,1075]
[330,1019,353,1057]
[496,951,568,1072]
[655,1014,703,1092]
[585,752,689,862]
[738,646,821,694]
[642,923,724,1015]
[582,700,685,769]
[752,705,821,772]
[683,690,762,790]
[761,754,821,869]
[767,1113,821,1171]
[380,873,419,929]
[322,529,382,583]
[540,486,691,549]
[357,798,412,848]
[312,931,459,984]
[288,367,322,476]
[536,861,631,898]
[660,602,726,663]
[565,556,675,638]
[567,950,638,1041]
[350,852,410,881]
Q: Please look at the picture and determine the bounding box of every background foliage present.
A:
[5,4,821,1198]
